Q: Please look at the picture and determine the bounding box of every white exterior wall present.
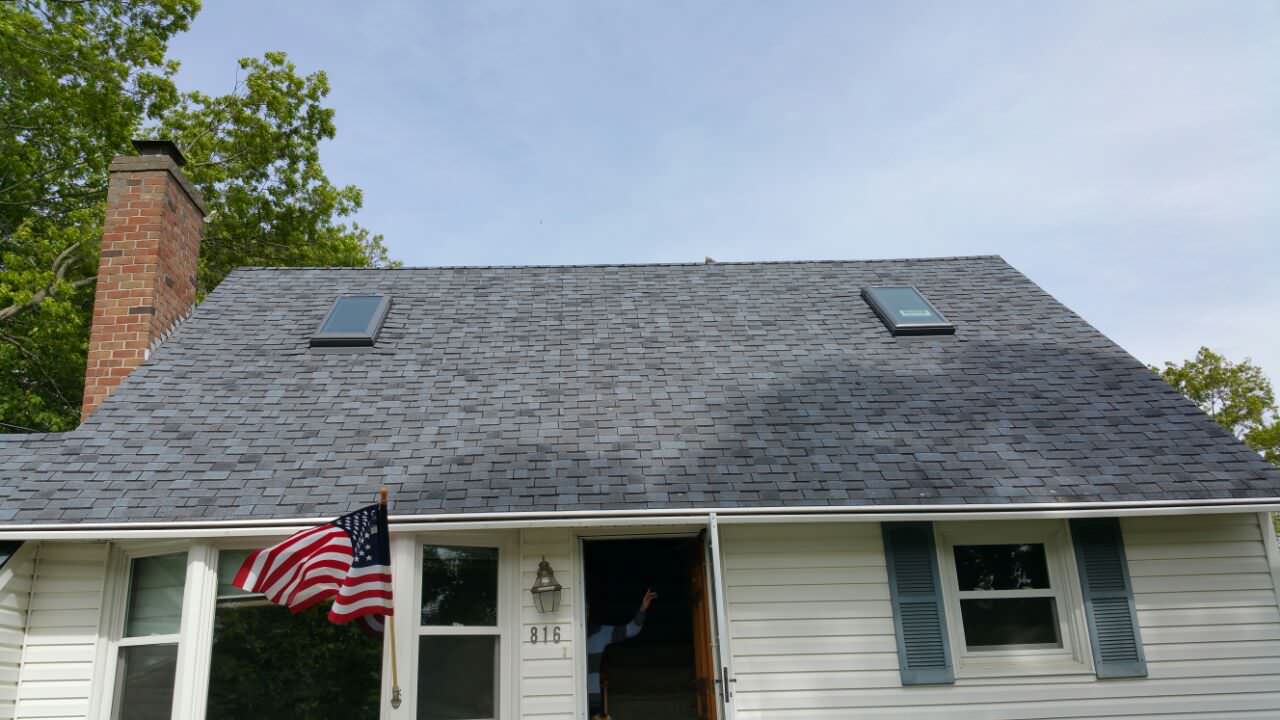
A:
[13,543,107,720]
[3,515,1276,720]
[518,527,578,720]
[0,545,36,720]
[720,514,1280,719]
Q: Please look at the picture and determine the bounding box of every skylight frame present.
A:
[310,294,391,348]
[861,286,955,336]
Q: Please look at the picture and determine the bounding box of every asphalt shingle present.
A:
[1,256,1278,523]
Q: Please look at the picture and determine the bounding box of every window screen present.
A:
[862,286,954,336]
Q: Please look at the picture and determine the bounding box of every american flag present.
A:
[233,503,393,626]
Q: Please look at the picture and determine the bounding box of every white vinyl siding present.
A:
[14,543,108,720]
[0,546,36,720]
[518,528,577,719]
[721,514,1280,719]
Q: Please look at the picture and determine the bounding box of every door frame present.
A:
[572,522,734,720]
[573,525,704,720]
[706,514,736,720]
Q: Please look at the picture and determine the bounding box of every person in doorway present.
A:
[587,588,658,719]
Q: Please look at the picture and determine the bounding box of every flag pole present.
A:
[380,487,402,709]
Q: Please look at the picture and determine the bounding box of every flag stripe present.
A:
[235,525,337,591]
[259,531,349,594]
[270,548,352,603]
[232,503,394,631]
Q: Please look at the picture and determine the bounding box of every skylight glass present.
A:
[311,294,390,347]
[861,286,954,336]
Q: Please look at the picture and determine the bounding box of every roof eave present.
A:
[1,497,1277,541]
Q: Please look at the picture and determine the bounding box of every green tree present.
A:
[1156,347,1280,465]
[1,1,393,433]
[159,52,393,291]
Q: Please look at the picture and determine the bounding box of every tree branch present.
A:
[0,329,77,415]
[0,241,94,324]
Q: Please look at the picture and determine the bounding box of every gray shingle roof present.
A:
[2,256,1278,524]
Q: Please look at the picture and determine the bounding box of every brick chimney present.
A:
[81,140,206,421]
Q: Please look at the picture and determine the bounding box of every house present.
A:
[1,141,1279,720]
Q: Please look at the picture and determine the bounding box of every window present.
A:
[419,544,500,720]
[861,286,954,335]
[0,541,20,569]
[311,294,391,347]
[205,549,382,719]
[935,522,1091,676]
[112,552,186,720]
[953,544,1059,649]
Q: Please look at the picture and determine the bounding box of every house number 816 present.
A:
[530,626,562,644]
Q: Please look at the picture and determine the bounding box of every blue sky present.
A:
[169,1,1280,380]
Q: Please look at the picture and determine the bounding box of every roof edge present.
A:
[225,254,1008,273]
[0,496,1275,540]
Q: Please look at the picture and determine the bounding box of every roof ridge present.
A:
[226,255,1006,273]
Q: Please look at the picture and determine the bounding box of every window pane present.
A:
[418,636,496,720]
[125,553,187,637]
[421,545,498,626]
[215,549,255,599]
[115,644,177,720]
[960,597,1061,648]
[206,603,381,720]
[954,544,1050,591]
[322,295,383,333]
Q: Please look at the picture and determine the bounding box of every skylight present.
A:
[311,294,390,347]
[861,286,954,336]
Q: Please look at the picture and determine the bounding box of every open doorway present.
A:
[582,536,717,720]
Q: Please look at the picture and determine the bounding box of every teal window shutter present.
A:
[1070,518,1147,678]
[881,522,954,685]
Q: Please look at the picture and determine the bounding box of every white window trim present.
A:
[93,532,521,720]
[172,543,217,720]
[1259,512,1280,607]
[934,520,1094,678]
[90,541,197,720]
[399,531,518,720]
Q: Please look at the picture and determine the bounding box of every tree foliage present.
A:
[160,52,393,291]
[1156,347,1280,465]
[0,1,393,433]
[206,602,380,720]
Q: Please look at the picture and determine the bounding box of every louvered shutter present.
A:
[881,522,953,685]
[1070,518,1147,678]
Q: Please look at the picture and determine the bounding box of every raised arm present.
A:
[624,588,659,639]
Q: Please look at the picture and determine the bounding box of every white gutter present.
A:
[0,497,1277,540]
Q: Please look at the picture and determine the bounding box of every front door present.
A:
[689,532,718,720]
[581,536,716,720]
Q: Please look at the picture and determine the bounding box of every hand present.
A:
[640,588,658,612]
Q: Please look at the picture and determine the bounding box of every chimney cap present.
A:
[131,139,187,167]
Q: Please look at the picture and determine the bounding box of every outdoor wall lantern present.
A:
[530,556,563,614]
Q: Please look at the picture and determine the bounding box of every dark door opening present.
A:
[583,536,716,720]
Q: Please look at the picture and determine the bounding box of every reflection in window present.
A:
[960,597,1060,647]
[116,644,179,720]
[205,550,382,720]
[417,636,497,720]
[125,552,186,637]
[953,543,1061,650]
[954,544,1051,591]
[421,545,498,626]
